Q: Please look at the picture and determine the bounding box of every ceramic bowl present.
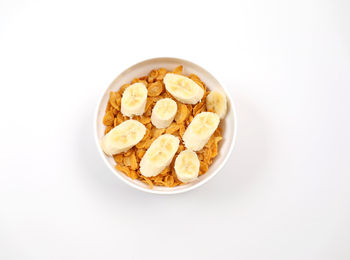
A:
[94,57,237,194]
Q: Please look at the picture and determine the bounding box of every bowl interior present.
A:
[95,57,236,194]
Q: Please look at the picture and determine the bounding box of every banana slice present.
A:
[121,82,148,117]
[206,90,227,119]
[183,112,220,151]
[140,134,179,177]
[101,119,146,156]
[151,98,177,128]
[174,150,200,183]
[163,73,204,104]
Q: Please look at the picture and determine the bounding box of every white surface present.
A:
[95,57,236,194]
[0,0,349,259]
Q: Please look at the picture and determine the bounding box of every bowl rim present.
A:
[94,57,237,194]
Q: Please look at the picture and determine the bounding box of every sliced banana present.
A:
[151,98,177,128]
[140,134,179,177]
[206,90,227,119]
[101,119,146,156]
[163,73,204,104]
[183,112,220,151]
[121,82,147,117]
[174,150,200,183]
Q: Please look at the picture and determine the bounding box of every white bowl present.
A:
[94,57,237,194]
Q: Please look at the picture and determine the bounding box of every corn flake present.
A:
[115,164,130,175]
[105,125,113,134]
[136,148,146,159]
[175,103,189,123]
[113,154,124,164]
[110,92,120,110]
[173,65,183,74]
[103,111,114,126]
[199,161,209,175]
[151,128,165,138]
[166,122,180,134]
[156,68,167,80]
[129,170,138,179]
[129,152,138,170]
[148,81,164,97]
[124,149,133,157]
[147,69,158,83]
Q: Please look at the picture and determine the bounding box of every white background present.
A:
[1,0,349,259]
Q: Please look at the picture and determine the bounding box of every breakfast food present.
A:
[151,98,177,128]
[121,82,148,117]
[183,112,220,151]
[101,65,226,188]
[174,150,200,183]
[101,119,146,156]
[140,134,179,177]
[164,73,204,104]
[206,90,227,119]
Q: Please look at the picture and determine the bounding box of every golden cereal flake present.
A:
[148,81,164,97]
[147,69,158,83]
[156,68,167,80]
[165,122,180,134]
[103,111,114,126]
[104,125,113,135]
[173,65,183,74]
[175,103,190,123]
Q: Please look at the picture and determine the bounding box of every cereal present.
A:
[189,73,205,90]
[103,111,114,126]
[145,123,152,130]
[142,176,154,189]
[156,68,167,81]
[197,153,204,161]
[186,115,194,126]
[144,137,155,149]
[116,112,125,125]
[124,149,133,157]
[115,92,122,107]
[179,124,186,137]
[210,136,223,158]
[173,65,183,74]
[193,102,205,116]
[111,108,118,116]
[177,144,185,154]
[129,170,138,180]
[105,101,111,112]
[110,92,119,110]
[113,154,124,165]
[105,125,113,134]
[164,175,175,187]
[115,164,130,175]
[199,161,208,175]
[165,122,180,134]
[145,99,153,112]
[102,66,223,189]
[143,129,151,140]
[136,116,151,125]
[123,155,132,167]
[175,103,189,123]
[147,69,158,83]
[136,148,146,159]
[128,152,138,170]
[151,128,165,138]
[147,81,164,97]
[135,140,146,149]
